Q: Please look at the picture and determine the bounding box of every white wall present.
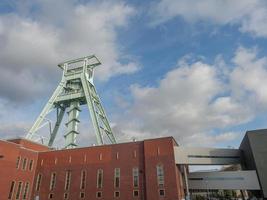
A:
[188,170,260,190]
[174,146,241,165]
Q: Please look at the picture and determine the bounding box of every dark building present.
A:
[0,137,185,200]
[240,129,267,199]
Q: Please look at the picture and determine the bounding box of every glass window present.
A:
[133,167,139,187]
[80,170,86,190]
[97,169,103,189]
[22,182,30,200]
[22,158,27,170]
[159,189,165,196]
[114,168,120,188]
[16,157,21,169]
[65,171,71,190]
[64,193,68,199]
[80,192,85,198]
[8,181,15,199]
[96,191,102,198]
[29,160,34,171]
[156,165,164,187]
[133,190,139,197]
[114,191,120,198]
[49,193,53,199]
[36,174,42,191]
[50,172,56,191]
[15,182,23,199]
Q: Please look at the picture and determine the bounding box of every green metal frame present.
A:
[25,55,116,148]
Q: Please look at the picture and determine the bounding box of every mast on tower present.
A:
[25,55,116,148]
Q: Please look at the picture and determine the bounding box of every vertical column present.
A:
[64,101,80,149]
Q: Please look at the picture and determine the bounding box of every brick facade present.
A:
[0,137,185,200]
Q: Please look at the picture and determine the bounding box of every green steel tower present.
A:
[25,55,116,149]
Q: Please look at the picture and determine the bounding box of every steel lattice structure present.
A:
[25,55,116,148]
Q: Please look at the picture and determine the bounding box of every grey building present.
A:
[240,129,267,199]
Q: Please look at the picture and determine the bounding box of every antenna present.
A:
[25,55,116,148]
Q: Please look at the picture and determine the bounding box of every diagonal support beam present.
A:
[48,107,66,147]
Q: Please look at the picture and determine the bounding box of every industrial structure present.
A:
[0,56,267,200]
[26,55,116,149]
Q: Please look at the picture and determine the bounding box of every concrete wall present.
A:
[188,170,260,190]
[240,129,267,198]
[174,146,241,165]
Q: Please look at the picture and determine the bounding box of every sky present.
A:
[1,0,267,151]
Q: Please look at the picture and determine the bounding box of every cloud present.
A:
[114,46,267,146]
[0,0,138,103]
[149,0,267,37]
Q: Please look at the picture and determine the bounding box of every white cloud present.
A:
[115,46,267,146]
[150,0,267,37]
[0,0,138,102]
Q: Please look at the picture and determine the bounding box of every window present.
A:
[50,172,56,191]
[64,193,69,199]
[114,168,120,188]
[97,169,103,189]
[49,193,53,199]
[36,173,42,191]
[96,191,102,198]
[15,182,23,199]
[22,158,27,170]
[133,150,137,158]
[8,181,15,199]
[65,171,71,190]
[133,167,139,187]
[156,165,164,187]
[22,182,30,199]
[159,189,165,197]
[16,156,21,169]
[116,152,119,160]
[114,191,120,198]
[80,170,86,190]
[29,160,34,171]
[80,192,85,198]
[133,190,139,197]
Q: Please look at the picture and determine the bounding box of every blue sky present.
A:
[1,0,267,149]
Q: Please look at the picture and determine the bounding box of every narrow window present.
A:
[114,191,120,198]
[22,182,30,199]
[65,171,71,190]
[96,191,102,198]
[114,168,120,188]
[80,192,85,199]
[80,170,86,190]
[159,189,165,196]
[133,150,137,158]
[64,193,69,199]
[133,190,139,197]
[97,169,103,189]
[36,173,42,191]
[116,152,119,160]
[49,193,53,199]
[15,181,23,199]
[29,160,34,171]
[133,167,139,187]
[16,156,21,169]
[157,165,164,187]
[8,181,15,199]
[22,158,27,170]
[50,172,56,191]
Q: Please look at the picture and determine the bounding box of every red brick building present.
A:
[0,137,186,200]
